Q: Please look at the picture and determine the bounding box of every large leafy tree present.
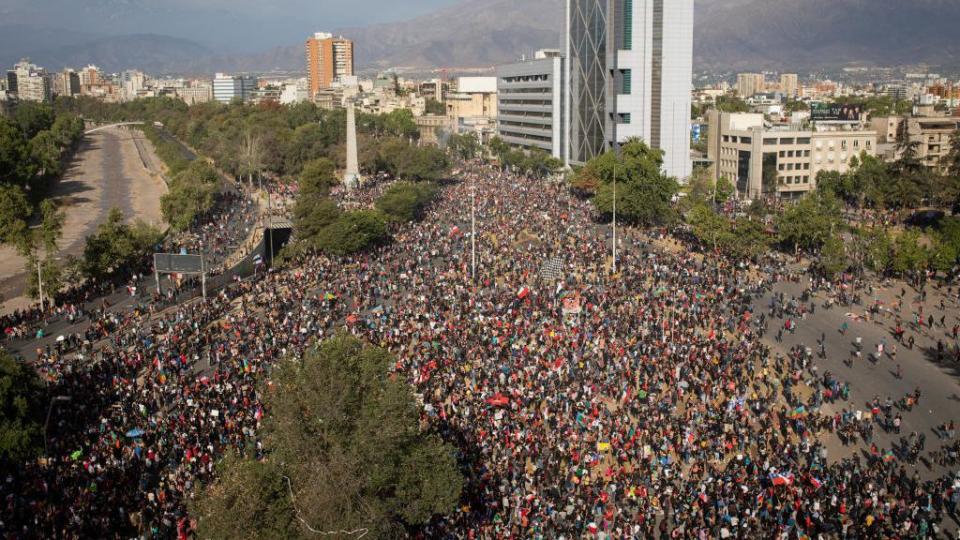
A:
[0,116,35,187]
[775,192,842,252]
[83,208,162,280]
[0,349,47,464]
[575,138,680,227]
[298,158,339,201]
[0,185,32,249]
[192,335,463,539]
[316,211,389,256]
[375,182,439,223]
[160,160,220,231]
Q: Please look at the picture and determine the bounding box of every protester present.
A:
[1,161,956,539]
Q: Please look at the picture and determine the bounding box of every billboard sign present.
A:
[154,253,204,274]
[811,103,863,122]
[691,123,703,142]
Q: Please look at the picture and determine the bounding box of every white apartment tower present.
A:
[566,0,693,179]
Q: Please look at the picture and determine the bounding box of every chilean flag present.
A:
[517,287,531,300]
[809,476,823,489]
[770,472,794,486]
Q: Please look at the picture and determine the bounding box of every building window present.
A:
[804,150,811,157]
[621,70,632,94]
[780,137,795,145]
[797,137,811,144]
[763,138,777,145]
[779,151,785,157]
[623,0,633,50]
[741,137,752,144]
[619,113,631,124]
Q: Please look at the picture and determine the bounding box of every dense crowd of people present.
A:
[1,162,959,539]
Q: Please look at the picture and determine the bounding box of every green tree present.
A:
[370,139,449,182]
[383,109,419,140]
[0,349,46,464]
[25,255,64,301]
[13,102,55,139]
[447,132,480,161]
[0,185,32,249]
[892,230,928,276]
[818,236,848,277]
[294,198,342,247]
[161,160,220,232]
[488,136,509,163]
[687,202,730,252]
[191,455,297,540]
[193,335,463,538]
[298,158,339,200]
[375,182,439,223]
[575,138,680,227]
[29,131,63,179]
[715,96,751,113]
[425,98,445,116]
[317,211,389,256]
[0,116,34,186]
[775,192,842,252]
[83,209,162,280]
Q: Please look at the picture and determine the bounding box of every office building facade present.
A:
[306,33,354,99]
[496,50,566,160]
[212,73,257,103]
[707,111,877,200]
[566,0,693,179]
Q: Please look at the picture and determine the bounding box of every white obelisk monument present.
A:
[344,103,360,190]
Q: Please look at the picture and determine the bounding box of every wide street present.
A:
[0,126,167,315]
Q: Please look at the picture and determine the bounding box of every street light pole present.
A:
[37,259,44,312]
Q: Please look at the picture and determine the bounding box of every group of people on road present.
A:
[2,162,960,539]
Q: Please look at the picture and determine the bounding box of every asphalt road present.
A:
[754,277,960,479]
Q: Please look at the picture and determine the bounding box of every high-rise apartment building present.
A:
[121,70,147,101]
[305,32,354,99]
[780,74,799,99]
[566,0,693,179]
[736,73,765,98]
[79,65,101,87]
[11,59,52,102]
[53,69,81,97]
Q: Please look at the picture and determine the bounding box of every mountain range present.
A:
[3,0,959,75]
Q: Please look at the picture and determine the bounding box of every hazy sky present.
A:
[1,0,465,51]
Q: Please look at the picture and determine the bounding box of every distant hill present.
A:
[3,0,959,75]
[1,32,213,74]
[241,0,960,72]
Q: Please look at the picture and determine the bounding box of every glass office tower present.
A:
[566,0,693,179]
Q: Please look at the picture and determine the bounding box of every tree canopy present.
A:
[82,208,163,280]
[0,349,46,465]
[191,335,463,539]
[572,138,679,227]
